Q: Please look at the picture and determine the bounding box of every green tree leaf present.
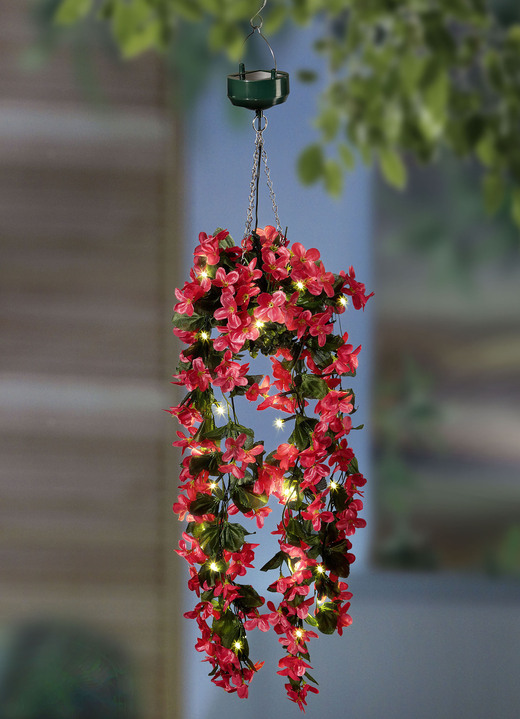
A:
[323,158,343,197]
[55,0,93,25]
[338,143,355,170]
[483,172,505,214]
[297,144,324,185]
[511,188,520,228]
[379,149,407,190]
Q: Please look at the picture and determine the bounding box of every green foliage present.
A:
[379,149,407,190]
[51,1,520,233]
[55,0,93,24]
[297,143,325,185]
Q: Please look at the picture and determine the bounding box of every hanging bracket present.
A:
[227,4,289,110]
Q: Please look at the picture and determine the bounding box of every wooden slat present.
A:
[0,4,165,107]
[0,4,183,719]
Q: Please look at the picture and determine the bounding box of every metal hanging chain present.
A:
[244,111,282,238]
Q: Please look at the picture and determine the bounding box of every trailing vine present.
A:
[168,225,372,710]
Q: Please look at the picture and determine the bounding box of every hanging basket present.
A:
[228,64,290,110]
[170,2,373,711]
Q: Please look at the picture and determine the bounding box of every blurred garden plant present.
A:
[54,0,520,231]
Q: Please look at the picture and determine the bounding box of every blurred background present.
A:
[1,2,519,719]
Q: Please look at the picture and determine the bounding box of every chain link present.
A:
[244,129,262,239]
[262,144,282,234]
[243,121,282,239]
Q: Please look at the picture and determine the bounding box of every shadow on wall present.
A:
[0,619,140,719]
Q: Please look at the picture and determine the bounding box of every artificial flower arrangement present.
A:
[168,225,372,711]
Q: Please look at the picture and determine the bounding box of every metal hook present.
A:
[242,26,277,71]
[250,0,267,29]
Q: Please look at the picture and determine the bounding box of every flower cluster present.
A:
[169,226,372,710]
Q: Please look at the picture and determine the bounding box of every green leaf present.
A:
[198,524,221,556]
[233,584,265,609]
[315,608,338,635]
[304,670,319,685]
[483,172,505,214]
[203,425,229,441]
[55,0,93,24]
[476,131,497,168]
[330,485,349,512]
[348,457,359,474]
[322,539,351,578]
[323,158,343,197]
[220,522,250,552]
[260,551,285,572]
[172,311,204,331]
[112,1,161,58]
[212,611,242,649]
[315,107,340,142]
[297,144,325,185]
[231,486,268,513]
[189,451,222,477]
[511,188,520,229]
[379,149,407,190]
[299,374,329,400]
[209,22,243,59]
[338,143,355,170]
[289,416,319,451]
[296,69,318,83]
[189,493,219,517]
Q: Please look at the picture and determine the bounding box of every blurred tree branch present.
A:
[53,0,520,236]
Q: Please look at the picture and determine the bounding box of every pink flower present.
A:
[309,309,334,347]
[246,375,271,401]
[273,443,299,471]
[286,307,312,339]
[254,291,286,323]
[271,358,292,391]
[173,283,205,316]
[277,655,312,681]
[222,433,247,463]
[213,267,240,290]
[213,351,249,393]
[290,242,320,280]
[340,266,374,310]
[262,250,289,281]
[193,231,224,265]
[214,290,238,321]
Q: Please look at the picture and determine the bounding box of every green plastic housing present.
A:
[227,64,290,110]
